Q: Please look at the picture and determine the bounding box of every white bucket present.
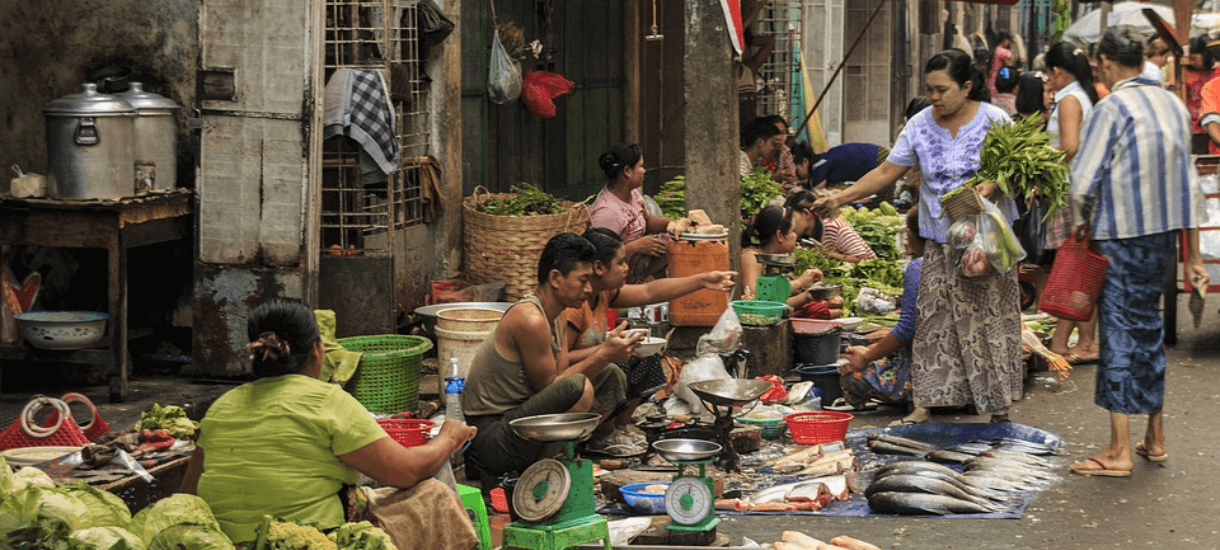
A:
[434,325,495,395]
[436,307,503,332]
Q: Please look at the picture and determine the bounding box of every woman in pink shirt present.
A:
[589,144,672,282]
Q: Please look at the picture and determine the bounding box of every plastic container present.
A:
[378,418,435,448]
[795,360,847,404]
[736,415,788,439]
[620,482,670,514]
[340,334,431,414]
[445,357,465,423]
[785,411,853,445]
[435,326,492,395]
[790,318,838,335]
[436,307,504,332]
[668,235,730,326]
[793,327,841,364]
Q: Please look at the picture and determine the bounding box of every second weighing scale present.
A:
[755,253,797,303]
[652,438,724,544]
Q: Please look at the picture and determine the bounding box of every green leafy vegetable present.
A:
[475,183,567,216]
[328,521,397,550]
[129,494,220,545]
[839,205,904,260]
[147,524,234,550]
[71,526,147,550]
[740,167,784,220]
[60,484,132,530]
[961,116,1071,221]
[134,404,197,439]
[655,176,687,219]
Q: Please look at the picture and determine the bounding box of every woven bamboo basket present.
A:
[462,187,590,301]
[940,186,985,222]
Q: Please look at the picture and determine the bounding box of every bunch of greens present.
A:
[654,176,686,219]
[957,116,1070,220]
[328,521,397,550]
[820,259,906,316]
[792,249,839,274]
[740,167,784,220]
[475,183,567,216]
[839,205,905,259]
[134,404,197,439]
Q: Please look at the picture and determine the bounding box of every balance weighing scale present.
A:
[685,379,773,472]
[652,438,724,545]
[502,413,611,550]
[755,253,797,303]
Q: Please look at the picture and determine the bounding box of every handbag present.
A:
[1040,237,1109,321]
[0,395,90,451]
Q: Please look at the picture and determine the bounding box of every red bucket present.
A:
[1040,238,1109,322]
[378,418,435,448]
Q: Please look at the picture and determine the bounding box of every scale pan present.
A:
[510,413,602,442]
[652,438,722,462]
[687,379,773,407]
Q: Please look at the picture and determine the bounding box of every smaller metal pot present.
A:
[115,83,180,193]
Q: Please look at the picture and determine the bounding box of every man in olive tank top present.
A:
[462,233,642,478]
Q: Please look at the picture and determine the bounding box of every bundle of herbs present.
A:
[949,116,1070,220]
[741,167,784,220]
[475,183,567,216]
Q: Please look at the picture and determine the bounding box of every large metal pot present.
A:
[43,83,136,200]
[116,82,180,193]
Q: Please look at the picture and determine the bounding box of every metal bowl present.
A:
[412,302,512,333]
[509,413,602,443]
[652,438,722,462]
[14,311,109,350]
[806,284,843,301]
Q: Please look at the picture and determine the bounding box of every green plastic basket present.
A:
[731,300,786,325]
[339,335,432,414]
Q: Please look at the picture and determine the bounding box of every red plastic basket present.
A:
[378,418,435,448]
[42,393,111,442]
[0,396,90,452]
[784,411,853,444]
[1040,237,1109,322]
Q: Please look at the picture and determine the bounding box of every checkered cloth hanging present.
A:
[324,68,399,176]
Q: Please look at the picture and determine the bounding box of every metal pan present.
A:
[652,438,722,463]
[687,379,773,407]
[509,413,602,443]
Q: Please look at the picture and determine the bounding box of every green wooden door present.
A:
[460,0,627,202]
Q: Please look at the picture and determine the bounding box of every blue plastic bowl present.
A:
[619,482,669,514]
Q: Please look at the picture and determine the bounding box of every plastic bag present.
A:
[695,307,743,356]
[488,30,522,104]
[755,375,787,405]
[857,287,897,315]
[977,198,1026,273]
[674,354,730,411]
[521,71,574,118]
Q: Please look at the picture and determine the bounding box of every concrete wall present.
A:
[0,0,198,192]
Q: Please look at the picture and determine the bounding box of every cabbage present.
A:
[60,484,133,529]
[147,524,234,550]
[13,466,56,491]
[71,526,147,550]
[36,488,87,530]
[129,494,219,544]
[0,456,13,498]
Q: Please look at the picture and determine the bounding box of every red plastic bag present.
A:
[756,375,788,405]
[521,71,574,118]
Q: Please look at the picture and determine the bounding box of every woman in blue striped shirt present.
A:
[1068,30,1207,477]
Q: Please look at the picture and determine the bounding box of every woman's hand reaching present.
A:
[811,195,839,219]
[793,268,824,291]
[700,271,737,292]
[437,420,477,453]
[842,346,871,374]
[627,236,668,257]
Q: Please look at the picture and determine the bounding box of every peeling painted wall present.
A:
[0,0,198,192]
[191,265,304,376]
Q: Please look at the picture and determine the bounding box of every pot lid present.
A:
[43,83,135,116]
[115,82,180,112]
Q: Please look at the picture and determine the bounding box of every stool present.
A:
[456,484,493,550]
[501,517,612,550]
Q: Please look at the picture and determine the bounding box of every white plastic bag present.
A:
[488,30,522,104]
[674,354,730,411]
[857,287,897,315]
[976,199,1026,273]
[695,307,743,356]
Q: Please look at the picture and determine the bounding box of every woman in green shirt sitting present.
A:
[181,298,476,544]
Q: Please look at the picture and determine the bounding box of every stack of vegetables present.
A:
[792,204,907,317]
[741,167,784,220]
[655,176,686,220]
[952,115,1071,220]
[133,404,197,439]
[0,457,396,550]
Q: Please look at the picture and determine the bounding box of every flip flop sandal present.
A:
[1064,352,1100,365]
[1069,458,1132,477]
[823,398,856,412]
[1135,442,1168,462]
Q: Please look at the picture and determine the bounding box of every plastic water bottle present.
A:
[445,357,465,423]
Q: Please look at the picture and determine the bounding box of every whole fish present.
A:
[962,475,1028,493]
[945,442,992,455]
[980,450,1053,468]
[868,439,929,457]
[867,491,998,515]
[877,460,961,478]
[962,470,1044,488]
[864,474,994,508]
[900,469,1014,502]
[965,457,1056,476]
[868,433,938,452]
[990,438,1060,456]
[926,450,976,464]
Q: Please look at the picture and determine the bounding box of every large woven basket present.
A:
[462,187,590,301]
[339,335,432,414]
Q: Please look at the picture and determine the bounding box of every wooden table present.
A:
[0,191,192,401]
